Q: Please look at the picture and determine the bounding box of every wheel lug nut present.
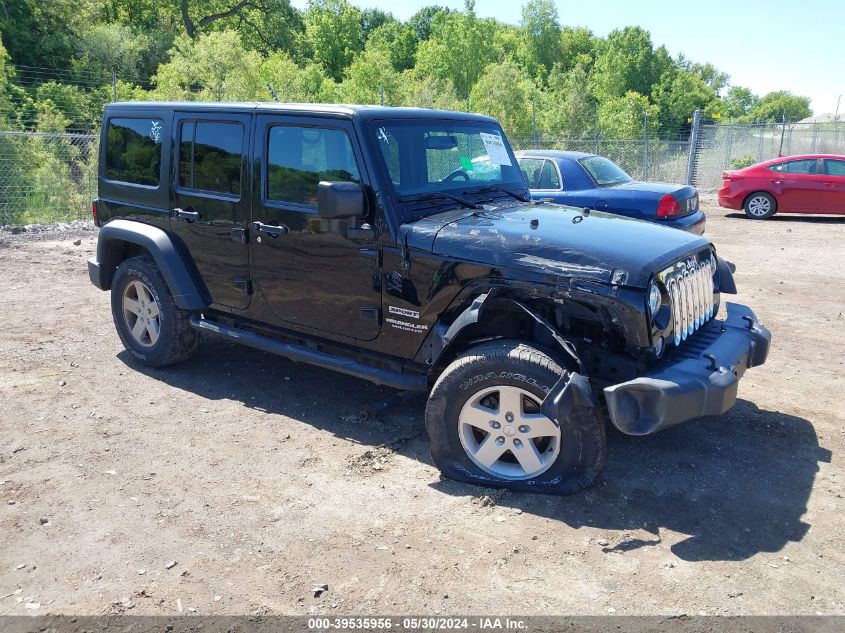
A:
[505,412,514,423]
[513,439,523,448]
[489,420,501,429]
[518,425,530,433]
[495,436,505,446]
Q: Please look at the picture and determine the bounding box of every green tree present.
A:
[517,0,561,81]
[304,0,364,82]
[77,24,150,79]
[559,26,597,73]
[397,69,462,111]
[152,30,265,101]
[541,62,595,139]
[415,0,495,99]
[365,22,417,72]
[0,0,95,70]
[651,66,720,134]
[260,52,327,102]
[407,5,450,41]
[591,27,665,100]
[599,91,659,139]
[721,86,757,120]
[744,91,812,123]
[360,8,395,41]
[470,61,534,137]
[339,49,400,105]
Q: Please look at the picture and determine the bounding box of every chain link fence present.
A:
[2,115,845,225]
[0,130,98,225]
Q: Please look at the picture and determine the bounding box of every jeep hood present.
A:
[402,202,710,288]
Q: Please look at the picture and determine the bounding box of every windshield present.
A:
[579,156,633,186]
[370,119,525,201]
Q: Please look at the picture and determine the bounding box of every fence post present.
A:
[811,123,818,152]
[724,123,733,169]
[593,101,599,154]
[531,97,538,149]
[685,109,701,185]
[642,111,648,180]
[757,124,764,162]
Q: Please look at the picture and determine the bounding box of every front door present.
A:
[169,111,252,309]
[250,115,381,341]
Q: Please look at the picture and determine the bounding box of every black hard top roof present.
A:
[104,101,499,124]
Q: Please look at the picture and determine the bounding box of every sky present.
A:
[291,0,845,115]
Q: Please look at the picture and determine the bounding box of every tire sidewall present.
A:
[426,344,604,494]
[111,258,173,366]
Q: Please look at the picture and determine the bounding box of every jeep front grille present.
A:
[665,258,715,346]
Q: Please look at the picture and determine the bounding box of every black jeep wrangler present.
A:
[88,103,771,494]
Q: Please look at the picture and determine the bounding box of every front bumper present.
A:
[604,302,771,435]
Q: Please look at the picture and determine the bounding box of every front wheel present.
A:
[744,192,777,219]
[425,340,606,495]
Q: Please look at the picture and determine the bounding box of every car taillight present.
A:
[91,199,100,227]
[722,171,742,182]
[657,194,680,218]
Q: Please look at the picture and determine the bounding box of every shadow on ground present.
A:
[725,212,845,224]
[123,337,830,564]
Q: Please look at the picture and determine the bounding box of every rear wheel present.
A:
[744,192,777,219]
[111,255,200,367]
[425,340,606,495]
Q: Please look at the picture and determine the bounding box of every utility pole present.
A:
[593,100,600,154]
[112,71,117,102]
[531,97,538,149]
[379,85,385,106]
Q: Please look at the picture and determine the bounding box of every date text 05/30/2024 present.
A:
[307,617,527,630]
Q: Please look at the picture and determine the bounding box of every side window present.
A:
[178,121,243,196]
[518,158,543,188]
[105,117,163,186]
[267,125,360,206]
[770,159,817,175]
[539,160,561,189]
[825,159,845,176]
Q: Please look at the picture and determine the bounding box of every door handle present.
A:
[173,207,199,222]
[823,182,837,187]
[251,222,288,238]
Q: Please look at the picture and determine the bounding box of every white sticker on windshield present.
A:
[479,132,511,166]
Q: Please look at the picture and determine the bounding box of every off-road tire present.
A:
[425,340,606,495]
[743,191,777,219]
[111,255,200,367]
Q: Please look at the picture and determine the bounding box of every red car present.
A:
[718,154,845,219]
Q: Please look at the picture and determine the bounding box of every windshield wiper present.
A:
[466,185,530,203]
[399,191,482,210]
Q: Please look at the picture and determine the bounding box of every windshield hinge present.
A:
[400,230,411,272]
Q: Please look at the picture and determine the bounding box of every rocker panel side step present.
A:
[189,316,428,392]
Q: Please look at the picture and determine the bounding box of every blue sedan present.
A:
[515,150,706,234]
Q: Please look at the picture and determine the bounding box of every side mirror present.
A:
[317,181,365,219]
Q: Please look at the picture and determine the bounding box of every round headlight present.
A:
[648,282,661,314]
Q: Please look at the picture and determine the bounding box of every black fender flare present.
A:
[92,219,207,310]
[715,256,737,295]
[431,291,584,374]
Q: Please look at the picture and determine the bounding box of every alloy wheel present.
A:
[122,280,161,347]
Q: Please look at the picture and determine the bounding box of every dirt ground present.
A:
[0,198,843,617]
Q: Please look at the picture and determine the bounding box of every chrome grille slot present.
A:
[662,255,717,347]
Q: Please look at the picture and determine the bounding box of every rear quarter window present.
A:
[105,118,163,187]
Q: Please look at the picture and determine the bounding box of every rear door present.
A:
[768,158,823,212]
[821,158,845,214]
[169,111,252,309]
